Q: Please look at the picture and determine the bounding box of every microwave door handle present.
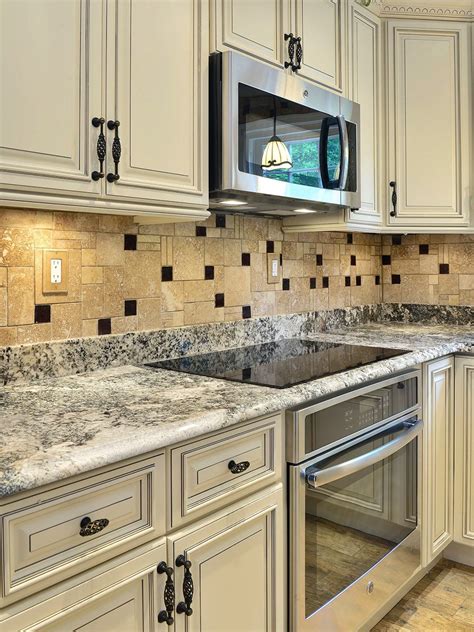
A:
[306,419,423,489]
[319,116,331,189]
[336,114,349,190]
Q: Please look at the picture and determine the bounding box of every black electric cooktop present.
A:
[144,339,408,389]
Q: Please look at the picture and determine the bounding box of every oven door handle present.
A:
[306,419,423,489]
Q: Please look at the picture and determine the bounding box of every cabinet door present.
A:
[387,20,471,228]
[0,0,103,198]
[347,2,382,227]
[294,0,345,92]
[454,357,474,549]
[211,0,291,68]
[105,0,208,210]
[170,486,284,632]
[422,357,454,565]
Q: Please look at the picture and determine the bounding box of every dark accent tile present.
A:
[241,252,251,266]
[266,240,274,253]
[392,274,401,284]
[440,263,450,274]
[98,318,111,335]
[161,266,173,282]
[280,253,283,265]
[204,265,214,280]
[310,277,316,289]
[419,244,429,255]
[124,299,137,317]
[242,367,252,380]
[347,233,353,244]
[316,254,323,266]
[382,255,391,266]
[351,255,356,266]
[196,226,207,237]
[34,304,51,324]
[392,235,402,245]
[345,276,351,287]
[322,276,329,289]
[124,234,137,250]
[282,278,290,291]
[242,305,251,319]
[356,275,362,286]
[215,214,226,228]
[215,293,224,308]
[375,275,381,286]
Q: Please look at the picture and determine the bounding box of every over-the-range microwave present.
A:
[209,51,361,217]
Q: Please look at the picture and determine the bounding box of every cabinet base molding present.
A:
[443,542,474,567]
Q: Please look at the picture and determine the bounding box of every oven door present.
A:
[289,416,423,631]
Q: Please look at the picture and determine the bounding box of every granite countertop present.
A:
[1,323,473,498]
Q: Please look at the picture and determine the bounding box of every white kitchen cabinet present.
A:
[169,485,284,632]
[386,19,471,229]
[422,357,454,566]
[0,0,210,222]
[211,0,291,68]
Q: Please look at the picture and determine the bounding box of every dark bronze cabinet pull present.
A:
[176,555,193,617]
[91,117,106,181]
[228,459,250,474]
[294,37,303,71]
[389,181,397,217]
[79,516,109,537]
[107,120,121,183]
[157,562,175,626]
[284,33,295,70]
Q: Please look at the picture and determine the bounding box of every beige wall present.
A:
[0,208,472,346]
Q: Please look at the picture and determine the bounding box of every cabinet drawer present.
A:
[2,454,165,602]
[170,414,282,527]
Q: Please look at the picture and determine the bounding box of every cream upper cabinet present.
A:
[347,1,382,227]
[422,357,454,566]
[386,20,471,229]
[293,0,345,93]
[211,0,291,68]
[0,0,103,198]
[454,356,474,550]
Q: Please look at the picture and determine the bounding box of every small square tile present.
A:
[242,305,251,319]
[322,276,329,288]
[34,304,51,324]
[242,367,252,380]
[124,299,137,316]
[124,234,137,250]
[419,244,429,255]
[280,254,283,265]
[392,274,401,284]
[347,233,353,244]
[282,278,290,291]
[241,252,251,266]
[316,254,323,266]
[162,266,173,282]
[440,263,449,274]
[98,318,111,335]
[196,226,207,237]
[266,240,274,253]
[382,255,391,266]
[204,265,215,280]
[351,255,356,266]
[392,235,402,245]
[345,276,351,287]
[356,275,362,286]
[310,277,316,289]
[215,214,226,228]
[375,275,381,285]
[215,293,224,308]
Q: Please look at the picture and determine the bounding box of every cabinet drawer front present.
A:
[3,455,165,598]
[170,414,282,527]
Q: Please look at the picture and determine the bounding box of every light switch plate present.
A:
[42,250,69,294]
[267,253,281,284]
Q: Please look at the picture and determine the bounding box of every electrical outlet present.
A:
[50,259,62,284]
[267,253,281,284]
[43,250,69,294]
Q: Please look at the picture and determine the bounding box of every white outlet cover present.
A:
[51,258,62,284]
[272,259,279,277]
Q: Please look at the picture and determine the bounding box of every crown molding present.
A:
[364,0,473,21]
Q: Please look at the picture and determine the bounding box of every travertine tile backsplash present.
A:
[0,208,472,346]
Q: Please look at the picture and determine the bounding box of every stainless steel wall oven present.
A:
[287,370,422,630]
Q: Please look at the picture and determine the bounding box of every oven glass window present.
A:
[304,429,418,618]
[238,83,357,192]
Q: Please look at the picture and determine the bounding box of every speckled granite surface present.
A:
[1,321,473,498]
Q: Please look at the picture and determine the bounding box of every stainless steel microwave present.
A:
[209,52,361,216]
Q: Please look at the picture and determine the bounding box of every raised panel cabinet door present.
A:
[294,0,345,92]
[105,0,208,209]
[387,20,471,228]
[347,2,382,226]
[171,486,284,632]
[422,357,454,565]
[454,357,474,548]
[211,0,291,68]
[0,0,103,198]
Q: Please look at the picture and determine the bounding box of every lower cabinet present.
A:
[422,356,454,565]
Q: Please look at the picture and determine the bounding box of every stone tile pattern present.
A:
[0,209,382,346]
